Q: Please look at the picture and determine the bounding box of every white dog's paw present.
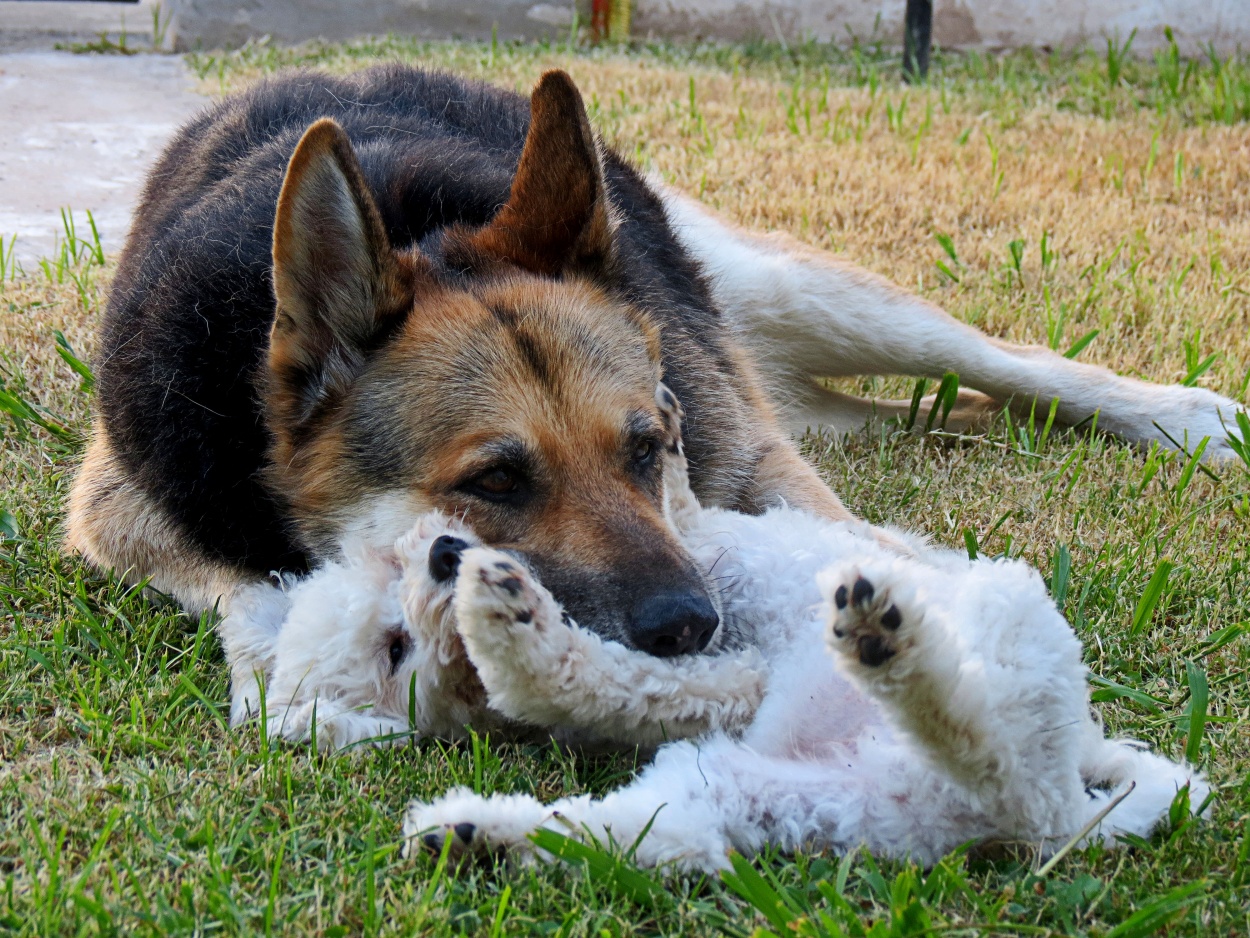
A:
[823,566,919,670]
[403,788,553,863]
[456,551,549,636]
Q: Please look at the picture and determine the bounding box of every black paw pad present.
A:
[881,605,902,631]
[834,584,848,609]
[498,576,522,596]
[515,609,533,624]
[429,536,468,583]
[851,577,874,607]
[858,635,895,667]
[454,823,476,845]
[422,832,444,852]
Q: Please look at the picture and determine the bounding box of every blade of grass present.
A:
[527,828,671,907]
[1129,559,1174,638]
[1104,879,1207,938]
[1063,329,1100,359]
[1089,675,1167,713]
[1184,660,1209,764]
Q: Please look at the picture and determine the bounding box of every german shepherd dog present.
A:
[67,66,1242,720]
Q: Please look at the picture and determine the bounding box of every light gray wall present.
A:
[167,0,1250,54]
[634,0,1249,53]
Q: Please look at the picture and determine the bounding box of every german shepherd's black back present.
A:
[99,66,733,576]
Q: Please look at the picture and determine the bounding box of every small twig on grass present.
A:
[1034,781,1135,877]
[1152,422,1222,483]
[924,429,1062,461]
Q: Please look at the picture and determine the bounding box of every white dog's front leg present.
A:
[661,186,1245,458]
[453,549,766,746]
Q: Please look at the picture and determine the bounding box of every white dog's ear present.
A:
[339,538,404,588]
[655,382,685,455]
[656,383,699,528]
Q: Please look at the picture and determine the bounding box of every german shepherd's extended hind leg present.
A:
[660,187,1246,459]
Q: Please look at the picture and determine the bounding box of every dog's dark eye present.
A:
[474,467,519,496]
[631,439,655,464]
[387,631,409,672]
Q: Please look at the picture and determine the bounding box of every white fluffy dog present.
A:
[244,387,1205,870]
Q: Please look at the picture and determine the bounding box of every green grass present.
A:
[185,29,1250,128]
[3,35,1250,937]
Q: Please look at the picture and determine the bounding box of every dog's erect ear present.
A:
[269,118,416,423]
[469,70,615,275]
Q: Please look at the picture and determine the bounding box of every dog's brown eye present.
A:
[475,467,518,496]
[632,440,655,463]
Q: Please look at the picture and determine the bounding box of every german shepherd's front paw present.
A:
[822,563,919,673]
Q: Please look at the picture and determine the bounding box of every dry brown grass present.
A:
[202,46,1250,397]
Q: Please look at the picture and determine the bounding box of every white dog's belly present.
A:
[740,619,889,760]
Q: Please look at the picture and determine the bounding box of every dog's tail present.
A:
[1076,737,1209,846]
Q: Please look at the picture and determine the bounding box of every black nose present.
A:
[628,590,719,657]
[428,535,468,583]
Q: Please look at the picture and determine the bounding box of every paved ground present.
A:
[0,24,205,267]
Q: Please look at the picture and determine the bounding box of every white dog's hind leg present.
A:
[820,556,1091,840]
[1072,732,1209,847]
[454,550,765,746]
[405,738,759,871]
[661,185,1245,458]
[405,734,1012,870]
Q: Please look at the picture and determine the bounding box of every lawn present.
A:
[1,31,1249,937]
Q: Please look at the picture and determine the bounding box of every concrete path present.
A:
[0,49,206,267]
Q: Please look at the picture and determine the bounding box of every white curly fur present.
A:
[232,385,1207,867]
